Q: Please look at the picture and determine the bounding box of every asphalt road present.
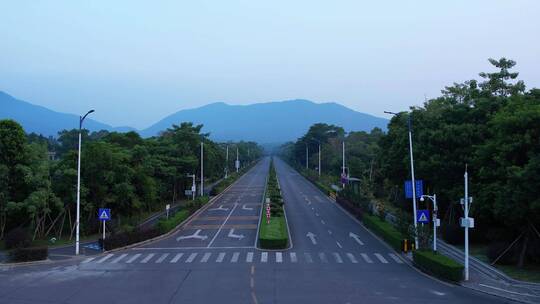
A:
[0,157,517,304]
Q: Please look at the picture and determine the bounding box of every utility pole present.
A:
[75,109,94,255]
[463,166,472,281]
[225,145,229,178]
[200,142,204,197]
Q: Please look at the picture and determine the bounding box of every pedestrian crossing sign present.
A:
[98,208,111,221]
[416,209,430,223]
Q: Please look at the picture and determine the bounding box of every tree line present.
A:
[0,121,262,243]
[281,58,540,267]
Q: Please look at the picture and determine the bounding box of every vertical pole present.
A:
[464,168,469,281]
[236,147,239,173]
[225,146,229,178]
[342,141,345,188]
[305,144,308,169]
[192,175,195,201]
[200,142,204,197]
[102,220,105,241]
[433,194,437,252]
[75,125,82,255]
[408,116,418,250]
[318,143,321,177]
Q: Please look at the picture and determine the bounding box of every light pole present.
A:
[75,109,94,255]
[461,166,473,281]
[318,141,321,177]
[420,194,438,252]
[200,142,204,197]
[225,145,229,179]
[341,141,346,188]
[385,111,419,250]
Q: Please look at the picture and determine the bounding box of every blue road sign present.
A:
[417,209,430,224]
[404,180,423,198]
[98,208,111,221]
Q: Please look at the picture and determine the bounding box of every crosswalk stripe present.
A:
[97,254,114,263]
[261,252,268,263]
[346,253,358,263]
[82,257,96,263]
[231,252,240,263]
[290,252,297,263]
[201,252,212,263]
[374,253,388,264]
[216,252,226,263]
[305,253,313,263]
[246,252,254,263]
[388,253,403,264]
[112,254,128,263]
[186,253,198,263]
[155,253,169,263]
[140,253,155,263]
[126,253,141,263]
[319,252,328,263]
[333,252,343,263]
[276,252,283,263]
[361,253,373,263]
[170,253,183,263]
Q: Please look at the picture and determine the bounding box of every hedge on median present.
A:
[156,210,190,233]
[259,216,288,249]
[9,247,48,262]
[362,214,403,251]
[413,250,464,282]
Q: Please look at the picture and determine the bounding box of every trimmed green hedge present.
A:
[259,216,288,249]
[157,210,190,233]
[414,250,464,282]
[362,214,403,251]
[9,247,48,262]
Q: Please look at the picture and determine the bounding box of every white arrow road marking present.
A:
[242,204,254,211]
[228,228,245,240]
[306,232,317,245]
[176,229,208,241]
[349,232,364,245]
[209,205,229,211]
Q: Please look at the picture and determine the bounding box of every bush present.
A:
[100,227,161,251]
[413,250,464,282]
[4,227,31,249]
[157,209,190,233]
[259,216,288,249]
[363,214,403,251]
[9,247,48,262]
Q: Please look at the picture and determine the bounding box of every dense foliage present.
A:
[0,121,262,244]
[281,58,540,267]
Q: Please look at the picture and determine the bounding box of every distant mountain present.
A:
[0,91,134,136]
[140,99,388,142]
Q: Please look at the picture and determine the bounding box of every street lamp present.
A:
[420,194,439,252]
[385,111,419,250]
[75,109,94,255]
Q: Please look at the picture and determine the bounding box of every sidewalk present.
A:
[437,239,540,304]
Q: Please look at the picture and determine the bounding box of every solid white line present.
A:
[140,253,155,263]
[96,254,114,263]
[170,253,183,263]
[207,202,240,248]
[186,252,198,263]
[333,252,343,263]
[111,254,128,263]
[276,252,283,263]
[261,252,268,263]
[231,252,240,263]
[155,253,169,263]
[126,253,141,263]
[201,252,212,263]
[216,252,226,263]
[388,253,404,264]
[82,257,96,263]
[374,253,388,264]
[290,252,297,263]
[346,253,358,263]
[361,253,373,263]
[246,252,254,263]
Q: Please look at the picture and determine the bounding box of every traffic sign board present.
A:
[98,208,111,221]
[416,209,430,223]
[405,180,423,198]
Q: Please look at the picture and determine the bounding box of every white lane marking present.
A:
[276,252,283,263]
[111,254,128,263]
[388,253,403,264]
[209,205,229,211]
[231,252,240,263]
[216,252,226,263]
[328,230,332,235]
[170,253,183,263]
[155,253,169,263]
[306,232,317,245]
[319,252,328,263]
[207,203,240,248]
[186,252,198,263]
[82,257,96,263]
[176,229,208,241]
[336,241,343,249]
[96,254,114,263]
[478,284,539,297]
[304,253,313,263]
[140,253,155,263]
[242,204,254,210]
[349,232,364,245]
[361,253,373,263]
[290,252,297,263]
[198,252,210,262]
[246,252,254,263]
[321,220,325,225]
[228,228,245,240]
[126,253,141,263]
[430,290,446,296]
[261,252,268,263]
[333,252,343,263]
[346,253,358,263]
[374,253,388,264]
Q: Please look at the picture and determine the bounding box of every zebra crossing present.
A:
[81,251,404,266]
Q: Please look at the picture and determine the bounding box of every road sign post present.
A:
[166,204,171,219]
[98,208,111,250]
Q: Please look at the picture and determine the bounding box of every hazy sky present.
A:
[1,1,539,129]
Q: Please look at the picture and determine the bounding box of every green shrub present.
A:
[259,216,288,249]
[363,214,403,251]
[157,209,190,233]
[9,247,48,262]
[100,228,161,251]
[413,250,464,282]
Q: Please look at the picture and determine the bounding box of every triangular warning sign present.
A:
[418,213,427,222]
[100,211,108,219]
